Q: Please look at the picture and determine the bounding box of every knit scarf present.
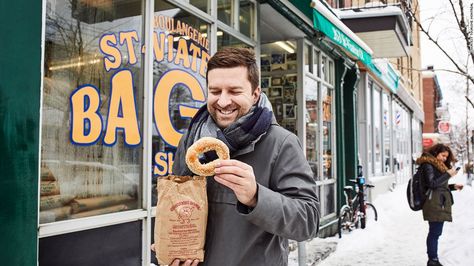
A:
[173,93,275,176]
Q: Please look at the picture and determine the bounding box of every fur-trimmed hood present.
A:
[416,153,449,173]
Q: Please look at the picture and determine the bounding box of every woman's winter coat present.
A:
[416,153,456,222]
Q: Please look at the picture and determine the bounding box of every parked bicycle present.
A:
[338,166,378,238]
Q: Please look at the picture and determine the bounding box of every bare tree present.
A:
[402,0,474,82]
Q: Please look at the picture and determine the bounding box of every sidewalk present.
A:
[288,238,338,266]
[290,174,474,266]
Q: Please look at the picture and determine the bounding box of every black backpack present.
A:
[406,166,429,211]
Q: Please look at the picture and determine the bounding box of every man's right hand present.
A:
[170,259,200,266]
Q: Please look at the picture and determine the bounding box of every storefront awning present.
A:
[303,1,400,93]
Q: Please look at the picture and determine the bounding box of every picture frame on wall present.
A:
[261,76,271,89]
[261,57,271,72]
[270,86,283,98]
[273,97,283,121]
[285,74,297,85]
[286,53,297,62]
[271,53,287,71]
[283,104,296,119]
[271,77,283,86]
[283,85,296,103]
[261,87,269,96]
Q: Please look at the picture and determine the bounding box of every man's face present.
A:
[207,66,260,129]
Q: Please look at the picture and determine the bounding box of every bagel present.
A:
[185,137,230,176]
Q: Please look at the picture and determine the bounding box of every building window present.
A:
[41,0,144,223]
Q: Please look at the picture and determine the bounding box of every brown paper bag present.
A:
[154,175,207,265]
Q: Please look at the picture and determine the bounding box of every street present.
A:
[298,174,474,266]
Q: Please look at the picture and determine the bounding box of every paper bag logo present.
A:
[177,206,194,224]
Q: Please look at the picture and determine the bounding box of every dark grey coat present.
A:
[174,124,320,266]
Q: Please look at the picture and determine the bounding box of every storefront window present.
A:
[322,184,335,217]
[305,77,319,180]
[260,41,298,134]
[366,83,373,175]
[218,0,233,26]
[313,49,320,76]
[217,29,248,49]
[41,0,144,223]
[304,43,311,73]
[152,0,210,205]
[373,88,382,174]
[190,0,208,13]
[383,93,392,174]
[321,55,327,81]
[239,0,255,38]
[322,84,333,179]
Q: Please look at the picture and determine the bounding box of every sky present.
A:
[419,0,474,126]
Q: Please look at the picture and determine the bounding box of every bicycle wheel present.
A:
[361,202,378,229]
[337,206,352,238]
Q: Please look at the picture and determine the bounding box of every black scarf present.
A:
[173,93,275,176]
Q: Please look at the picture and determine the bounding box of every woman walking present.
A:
[415,144,464,266]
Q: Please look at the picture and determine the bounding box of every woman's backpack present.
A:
[406,167,429,211]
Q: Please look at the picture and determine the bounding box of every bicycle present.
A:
[337,167,378,238]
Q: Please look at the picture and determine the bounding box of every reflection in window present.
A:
[239,0,254,38]
[304,43,311,73]
[218,0,233,26]
[373,88,382,174]
[305,78,319,180]
[367,83,373,175]
[217,29,248,49]
[322,84,332,179]
[152,0,210,206]
[41,0,143,223]
[313,49,320,76]
[190,0,208,13]
[260,41,297,134]
[383,93,392,174]
[323,184,335,217]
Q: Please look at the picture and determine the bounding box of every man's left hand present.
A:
[214,160,257,207]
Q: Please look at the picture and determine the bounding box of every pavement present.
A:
[288,238,338,266]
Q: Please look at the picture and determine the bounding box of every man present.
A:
[170,47,320,266]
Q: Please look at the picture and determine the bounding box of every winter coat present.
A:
[416,154,455,222]
[174,124,320,266]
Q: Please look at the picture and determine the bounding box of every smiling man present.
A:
[171,47,320,266]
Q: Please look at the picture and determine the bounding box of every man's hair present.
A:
[428,144,456,168]
[206,47,260,92]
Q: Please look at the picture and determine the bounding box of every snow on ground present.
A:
[304,174,474,266]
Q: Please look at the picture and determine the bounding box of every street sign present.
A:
[438,121,451,134]
[423,138,434,147]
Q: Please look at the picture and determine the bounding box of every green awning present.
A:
[312,9,374,69]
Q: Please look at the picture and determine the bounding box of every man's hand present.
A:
[454,183,464,190]
[214,159,258,207]
[170,259,199,266]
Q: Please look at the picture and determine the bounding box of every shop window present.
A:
[190,0,208,13]
[152,0,210,205]
[373,88,382,174]
[41,0,144,223]
[383,93,392,174]
[322,84,333,179]
[239,0,255,38]
[260,41,298,134]
[313,49,320,76]
[321,55,327,81]
[218,0,233,26]
[367,83,373,175]
[217,29,248,49]
[305,78,319,180]
[322,183,335,217]
[304,43,312,73]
